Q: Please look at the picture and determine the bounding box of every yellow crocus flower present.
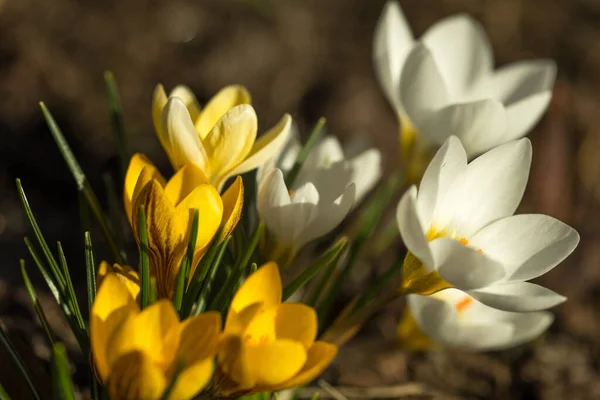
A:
[97,261,140,302]
[124,153,243,299]
[152,84,292,190]
[91,273,221,400]
[216,262,338,396]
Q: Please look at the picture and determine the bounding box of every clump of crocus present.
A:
[124,153,243,299]
[216,262,338,396]
[91,273,221,400]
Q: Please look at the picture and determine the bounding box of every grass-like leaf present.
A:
[283,237,348,301]
[51,343,76,400]
[20,260,55,346]
[285,117,326,187]
[191,236,232,316]
[138,206,151,309]
[39,102,124,264]
[85,232,97,314]
[104,71,129,178]
[0,326,42,400]
[0,383,10,400]
[174,209,199,313]
[56,243,85,328]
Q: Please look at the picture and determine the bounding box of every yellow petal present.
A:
[396,306,437,351]
[267,341,338,391]
[174,184,223,277]
[168,312,221,400]
[108,351,167,400]
[195,85,251,139]
[228,262,282,322]
[224,303,264,336]
[132,179,182,299]
[202,104,257,189]
[164,163,210,206]
[242,304,316,349]
[228,114,292,178]
[244,340,307,386]
[107,300,180,370]
[124,154,165,224]
[170,85,201,123]
[217,334,256,392]
[220,176,244,242]
[97,262,140,303]
[152,84,168,137]
[90,274,139,382]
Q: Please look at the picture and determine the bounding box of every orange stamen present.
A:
[459,237,469,246]
[455,297,472,312]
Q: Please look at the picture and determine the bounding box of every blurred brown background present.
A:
[0,0,599,398]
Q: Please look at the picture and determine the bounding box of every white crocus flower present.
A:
[374,1,556,158]
[397,136,579,312]
[407,288,553,351]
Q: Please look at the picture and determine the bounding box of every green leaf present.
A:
[0,326,42,400]
[0,383,10,400]
[351,256,404,314]
[174,209,199,313]
[138,206,151,309]
[51,343,76,400]
[283,237,348,301]
[104,71,129,178]
[39,102,125,264]
[24,238,89,353]
[192,236,232,316]
[209,223,264,313]
[56,243,85,328]
[16,179,66,291]
[85,232,97,314]
[159,362,183,400]
[20,260,55,346]
[285,117,326,187]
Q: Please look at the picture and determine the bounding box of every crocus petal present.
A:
[468,281,566,312]
[400,43,450,124]
[97,262,140,302]
[218,334,256,392]
[408,293,515,350]
[91,274,139,382]
[306,136,345,168]
[434,138,532,237]
[422,14,493,97]
[107,300,180,369]
[430,237,505,289]
[505,91,553,140]
[108,351,167,400]
[297,183,355,248]
[228,262,282,320]
[471,214,579,282]
[164,163,210,206]
[504,311,554,350]
[227,114,293,179]
[169,85,202,123]
[161,97,208,171]
[220,176,244,241]
[244,340,307,386]
[195,85,251,140]
[203,104,258,189]
[267,341,338,391]
[170,312,221,400]
[373,0,415,115]
[397,186,434,270]
[350,148,382,205]
[488,60,556,106]
[417,136,466,224]
[124,154,165,224]
[420,99,508,155]
[152,84,169,136]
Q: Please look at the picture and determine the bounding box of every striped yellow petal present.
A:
[195,85,251,140]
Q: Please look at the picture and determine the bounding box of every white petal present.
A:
[504,311,553,349]
[430,237,505,289]
[408,293,514,350]
[505,91,553,140]
[350,148,382,205]
[160,97,207,171]
[297,183,355,248]
[295,161,353,203]
[373,1,415,115]
[400,44,450,124]
[488,60,556,105]
[434,138,532,237]
[468,281,566,312]
[396,186,434,270]
[420,99,508,155]
[472,214,579,282]
[422,14,493,97]
[308,136,345,167]
[417,136,467,223]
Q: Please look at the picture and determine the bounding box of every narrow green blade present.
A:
[285,117,326,187]
[104,71,129,178]
[20,260,55,346]
[138,206,151,309]
[0,327,42,400]
[85,232,97,314]
[174,209,199,313]
[51,343,76,400]
[56,243,85,329]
